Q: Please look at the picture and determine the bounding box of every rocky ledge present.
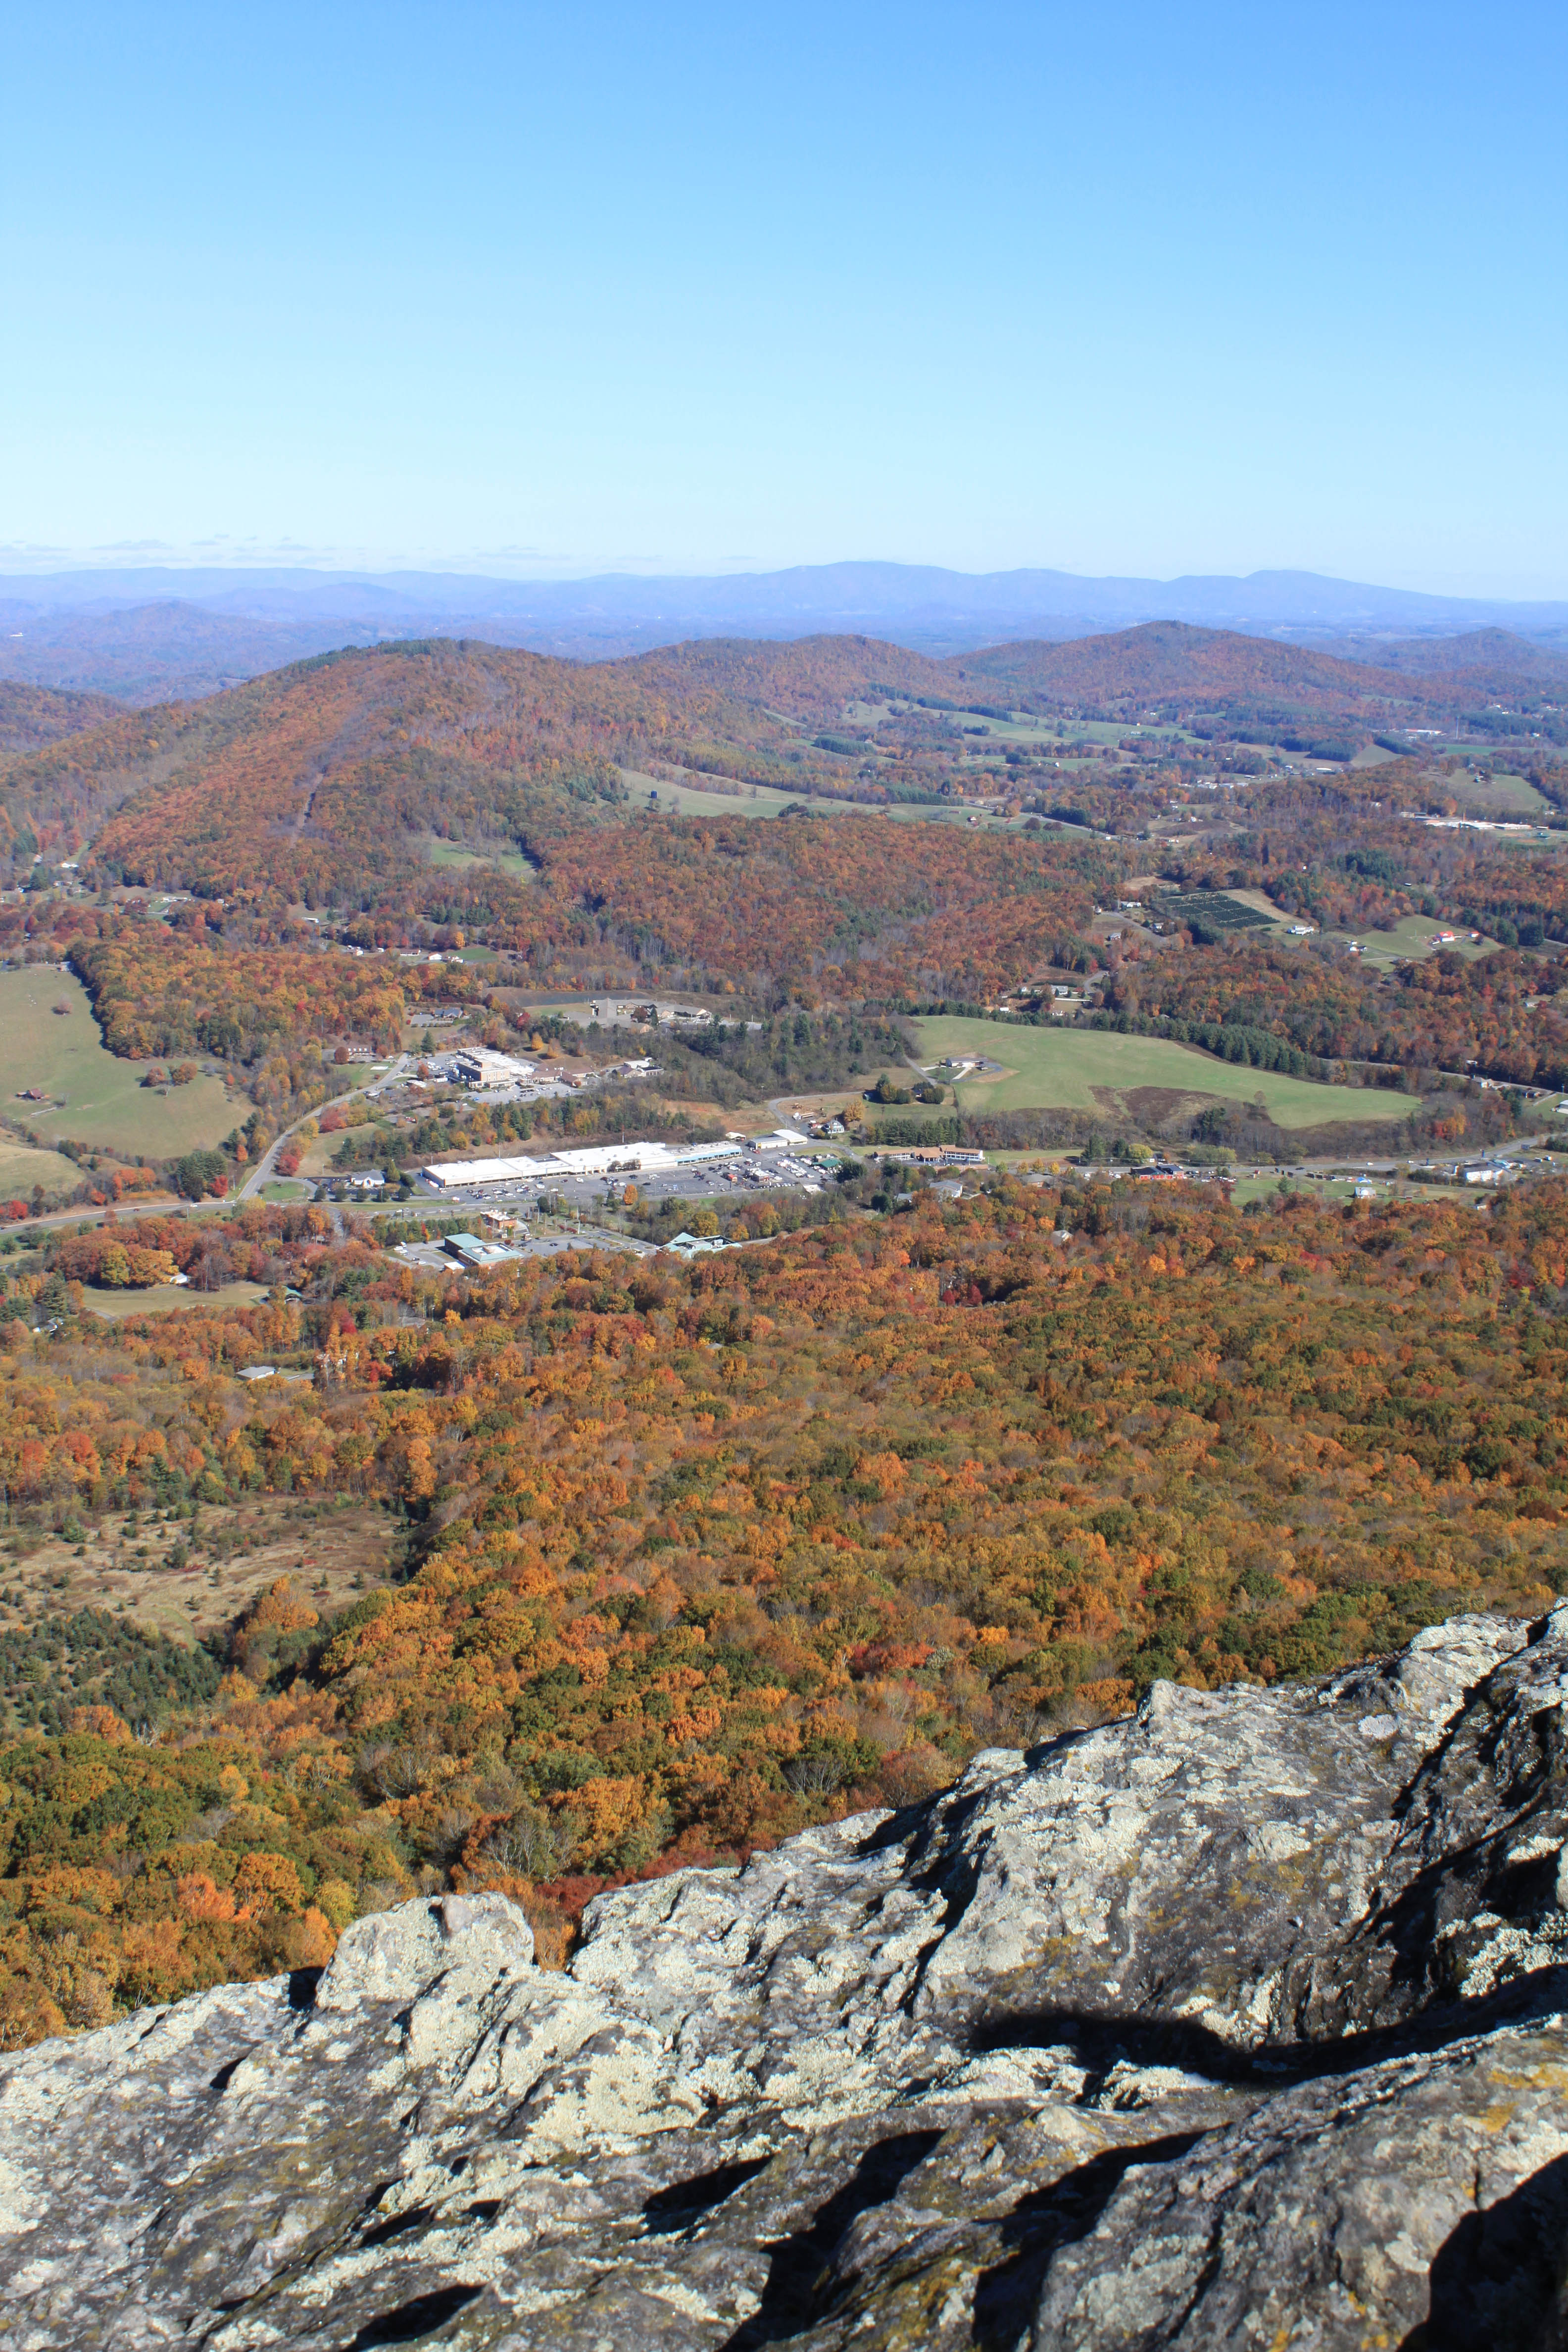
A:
[7,1609,1568,2349]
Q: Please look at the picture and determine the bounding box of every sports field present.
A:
[914,1016,1411,1129]
[0,968,236,1155]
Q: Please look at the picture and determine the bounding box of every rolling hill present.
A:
[0,679,121,755]
[0,637,1113,1016]
[1323,628,1568,684]
[630,633,953,716]
[55,641,693,909]
[0,618,1505,909]
[944,621,1419,712]
[1,632,982,904]
[0,599,401,704]
[7,637,1102,959]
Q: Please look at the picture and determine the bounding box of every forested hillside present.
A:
[3,637,948,907]
[950,622,1416,711]
[0,1173,1564,2042]
[948,620,1568,741]
[0,681,121,756]
[4,626,1560,927]
[633,633,951,714]
[1318,627,1568,685]
[1101,937,1568,1090]
[17,810,1105,1030]
[4,625,1568,1215]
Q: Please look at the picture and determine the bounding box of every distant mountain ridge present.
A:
[3,560,1567,703]
[638,621,1568,723]
[947,623,1418,708]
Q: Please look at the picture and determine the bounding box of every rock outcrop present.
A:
[6,1609,1568,2348]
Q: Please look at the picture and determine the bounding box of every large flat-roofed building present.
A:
[442,1232,524,1268]
[883,1144,987,1169]
[451,1048,536,1089]
[420,1136,750,1190]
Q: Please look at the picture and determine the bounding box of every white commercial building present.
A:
[452,1048,537,1089]
[420,1136,767,1190]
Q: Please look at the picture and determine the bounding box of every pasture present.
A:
[914,1015,1412,1129]
[619,768,817,820]
[617,768,1024,831]
[1327,915,1501,970]
[82,1278,268,1320]
[0,969,236,1155]
[420,835,535,881]
[0,1139,83,1197]
[1445,770,1549,818]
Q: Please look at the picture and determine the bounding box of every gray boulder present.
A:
[4,1608,1568,2348]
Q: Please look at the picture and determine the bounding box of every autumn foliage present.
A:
[2,1174,1567,2042]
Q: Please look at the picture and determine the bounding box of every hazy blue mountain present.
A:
[3,562,1567,701]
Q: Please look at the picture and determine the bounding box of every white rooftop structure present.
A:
[421,1136,751,1189]
[452,1048,537,1089]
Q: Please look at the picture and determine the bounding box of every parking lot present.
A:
[395,1224,654,1272]
[411,1152,833,1218]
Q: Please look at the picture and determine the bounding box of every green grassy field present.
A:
[1327,915,1500,969]
[616,768,1026,831]
[619,768,815,819]
[0,1139,85,1196]
[0,969,237,1155]
[913,1016,1413,1129]
[421,837,534,881]
[82,1278,268,1320]
[1445,770,1549,818]
[1232,1175,1381,1206]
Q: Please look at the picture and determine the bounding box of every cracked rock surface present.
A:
[6,1608,1568,2347]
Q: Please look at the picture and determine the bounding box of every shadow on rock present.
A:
[972,1967,1568,2090]
[971,2133,1206,2351]
[642,2156,774,2238]
[719,2130,943,2347]
[1398,2150,1568,2352]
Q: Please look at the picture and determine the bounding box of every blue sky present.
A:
[2,1,1565,591]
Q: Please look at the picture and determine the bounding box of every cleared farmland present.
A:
[81,1278,268,1321]
[615,770,1016,829]
[3,1494,395,1648]
[0,968,236,1155]
[1325,915,1501,970]
[914,1015,1412,1128]
[0,1139,83,1197]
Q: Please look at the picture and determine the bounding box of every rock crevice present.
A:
[5,1609,1568,2347]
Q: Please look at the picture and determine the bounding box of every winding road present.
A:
[237,1056,411,1201]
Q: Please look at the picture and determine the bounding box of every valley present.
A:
[0,610,1567,2076]
[12,16,1568,2336]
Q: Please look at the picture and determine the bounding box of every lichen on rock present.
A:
[5,1607,1568,2347]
